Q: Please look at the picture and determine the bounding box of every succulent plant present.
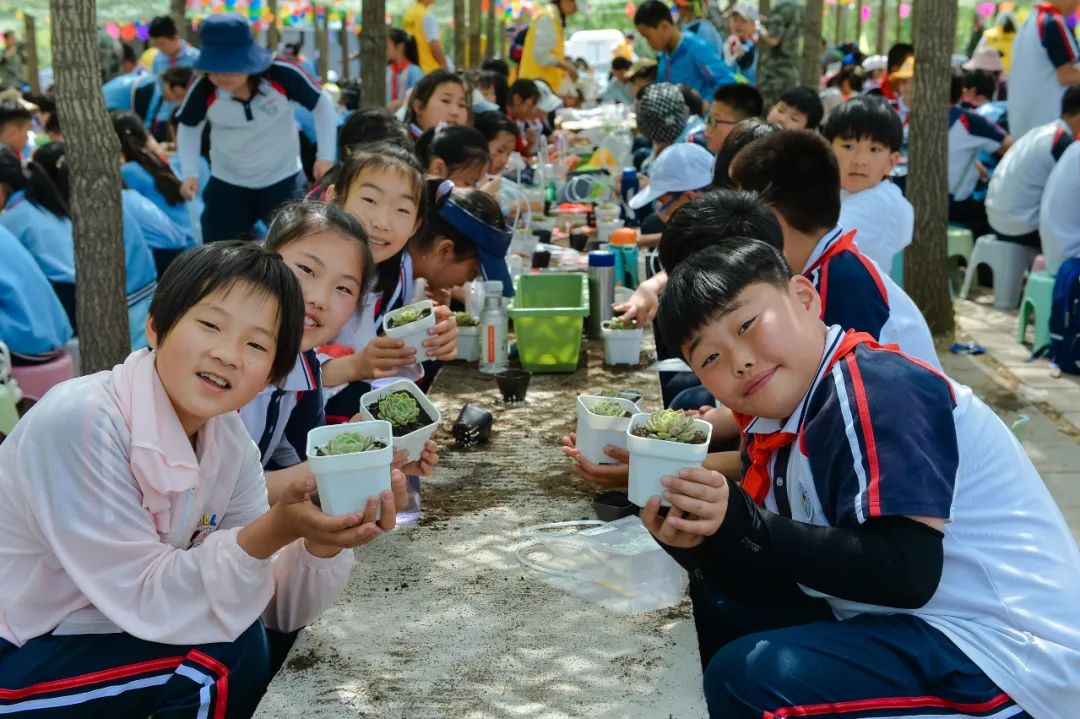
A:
[377,391,421,427]
[320,432,379,455]
[595,389,621,398]
[607,317,637,331]
[640,409,702,444]
[454,311,479,327]
[589,400,629,418]
[387,303,430,329]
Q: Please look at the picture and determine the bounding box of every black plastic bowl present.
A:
[495,369,532,403]
[452,403,493,446]
[593,490,637,522]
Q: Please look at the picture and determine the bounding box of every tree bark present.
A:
[802,0,824,87]
[486,0,496,61]
[360,0,386,108]
[50,0,129,374]
[905,0,957,337]
[268,0,281,50]
[759,0,771,18]
[834,3,843,45]
[23,14,39,94]
[317,11,330,81]
[469,0,483,68]
[876,0,888,53]
[339,21,351,80]
[855,0,864,45]
[895,0,903,42]
[454,0,466,69]
[170,0,186,40]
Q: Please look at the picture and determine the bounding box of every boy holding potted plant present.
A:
[646,238,1080,718]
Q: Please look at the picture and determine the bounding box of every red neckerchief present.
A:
[1034,3,1062,14]
[880,76,897,101]
[805,229,858,275]
[389,60,410,101]
[739,330,892,505]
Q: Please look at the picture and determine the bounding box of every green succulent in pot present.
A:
[387,303,431,329]
[378,391,421,427]
[635,409,704,444]
[318,432,380,455]
[596,389,621,398]
[589,400,630,418]
[607,317,637,331]
[454,311,479,327]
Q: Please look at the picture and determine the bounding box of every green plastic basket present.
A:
[508,273,590,373]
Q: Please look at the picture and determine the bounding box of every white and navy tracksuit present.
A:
[175,58,337,244]
[692,327,1080,718]
[239,349,323,468]
[1008,2,1080,139]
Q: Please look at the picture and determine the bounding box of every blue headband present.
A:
[436,183,512,256]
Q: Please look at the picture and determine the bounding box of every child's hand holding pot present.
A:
[423,305,459,360]
[641,467,729,549]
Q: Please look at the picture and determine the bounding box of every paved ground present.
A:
[256,297,1080,718]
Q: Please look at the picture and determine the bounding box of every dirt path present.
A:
[255,337,708,718]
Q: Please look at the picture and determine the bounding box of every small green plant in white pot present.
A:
[596,388,644,409]
[357,380,441,462]
[383,300,436,363]
[306,420,393,517]
[575,395,638,465]
[626,409,712,507]
[454,311,481,362]
[601,317,644,366]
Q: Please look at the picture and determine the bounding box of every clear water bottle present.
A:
[479,280,508,374]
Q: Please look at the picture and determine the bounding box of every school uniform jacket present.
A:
[239,350,321,469]
[739,326,1080,719]
[0,349,352,647]
[0,225,72,359]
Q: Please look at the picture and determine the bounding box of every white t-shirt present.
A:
[1008,3,1080,139]
[987,118,1075,237]
[748,326,1080,719]
[1039,140,1080,273]
[947,105,1006,201]
[839,181,913,269]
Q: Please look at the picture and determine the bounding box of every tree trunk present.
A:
[905,0,957,337]
[23,14,39,94]
[834,3,843,45]
[855,0,864,46]
[317,11,330,81]
[876,0,888,53]
[486,0,496,61]
[469,0,482,68]
[50,0,129,374]
[268,0,281,50]
[895,0,903,42]
[360,0,386,108]
[454,0,466,69]
[339,21,351,80]
[801,0,824,87]
[170,0,186,40]
[759,0,771,18]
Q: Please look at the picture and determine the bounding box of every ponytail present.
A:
[111,111,185,206]
[0,147,69,219]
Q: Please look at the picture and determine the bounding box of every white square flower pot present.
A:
[626,413,712,507]
[575,395,638,465]
[306,421,394,517]
[357,379,441,463]
[456,324,481,362]
[382,300,436,363]
[601,323,644,366]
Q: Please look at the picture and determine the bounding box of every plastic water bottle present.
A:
[479,280,508,374]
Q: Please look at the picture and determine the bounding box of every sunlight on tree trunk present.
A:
[454,0,467,69]
[802,0,824,87]
[360,0,387,108]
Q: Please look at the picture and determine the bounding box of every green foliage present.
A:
[589,400,628,417]
[454,311,480,327]
[387,303,429,329]
[378,391,421,427]
[641,409,701,444]
[320,432,379,455]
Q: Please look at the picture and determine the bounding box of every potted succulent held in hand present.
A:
[601,317,644,366]
[626,409,712,507]
[576,394,638,465]
[454,311,481,362]
[358,380,441,462]
[596,388,644,409]
[306,421,393,517]
[383,299,437,363]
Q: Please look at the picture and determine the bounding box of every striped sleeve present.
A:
[1051,126,1075,162]
[1040,10,1080,68]
[961,109,1007,145]
[803,345,958,528]
[817,250,890,341]
[175,75,215,127]
[268,59,323,111]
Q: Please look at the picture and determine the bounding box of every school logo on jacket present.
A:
[799,479,815,521]
[187,513,219,549]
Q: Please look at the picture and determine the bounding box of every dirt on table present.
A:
[255,333,708,719]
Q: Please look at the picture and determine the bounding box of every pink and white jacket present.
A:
[0,349,353,647]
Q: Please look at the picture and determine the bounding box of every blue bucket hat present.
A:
[195,14,273,75]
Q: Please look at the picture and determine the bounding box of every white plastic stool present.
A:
[959,235,1039,309]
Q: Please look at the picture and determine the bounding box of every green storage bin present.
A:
[508,273,590,373]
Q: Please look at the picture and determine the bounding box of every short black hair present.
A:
[482,58,511,77]
[473,110,517,143]
[713,83,764,119]
[148,15,178,39]
[635,0,675,28]
[477,70,509,111]
[337,107,412,157]
[963,69,996,100]
[509,78,541,104]
[149,241,305,385]
[414,178,507,261]
[415,125,490,175]
[0,99,32,129]
[886,42,914,72]
[265,200,374,291]
[1062,85,1080,117]
[711,118,781,189]
[776,86,824,129]
[678,83,705,117]
[161,66,194,90]
[659,190,784,271]
[731,130,841,234]
[120,43,138,66]
[950,69,964,104]
[657,239,794,358]
[403,70,466,128]
[612,56,633,72]
[821,96,903,151]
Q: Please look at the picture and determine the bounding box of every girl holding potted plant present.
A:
[0,242,407,715]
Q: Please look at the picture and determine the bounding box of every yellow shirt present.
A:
[983,27,1017,73]
[518,4,565,92]
[403,2,442,74]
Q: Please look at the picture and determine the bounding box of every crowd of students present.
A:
[0,1,1079,717]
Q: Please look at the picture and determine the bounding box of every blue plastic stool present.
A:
[1017,271,1056,350]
